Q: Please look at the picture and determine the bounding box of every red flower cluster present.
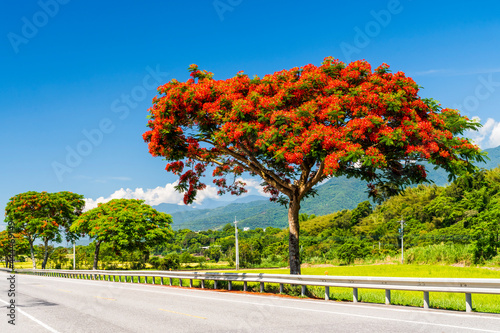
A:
[143,57,484,203]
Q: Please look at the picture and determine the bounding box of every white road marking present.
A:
[0,298,60,333]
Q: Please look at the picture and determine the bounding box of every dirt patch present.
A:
[481,266,500,271]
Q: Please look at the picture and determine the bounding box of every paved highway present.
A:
[1,271,500,332]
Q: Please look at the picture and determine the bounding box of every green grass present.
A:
[221,264,500,313]
[13,260,500,313]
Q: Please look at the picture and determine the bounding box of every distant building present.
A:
[243,227,250,231]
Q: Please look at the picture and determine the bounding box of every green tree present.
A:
[51,247,70,269]
[337,238,370,265]
[161,253,180,270]
[70,199,173,270]
[5,191,84,269]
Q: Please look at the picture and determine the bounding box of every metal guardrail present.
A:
[7,268,500,313]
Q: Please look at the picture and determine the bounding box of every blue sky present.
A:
[1,0,500,229]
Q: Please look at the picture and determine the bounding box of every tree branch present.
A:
[299,160,325,201]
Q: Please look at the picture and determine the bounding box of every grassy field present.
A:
[8,261,500,313]
[218,264,500,314]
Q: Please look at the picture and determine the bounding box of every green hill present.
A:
[166,146,500,231]
[170,175,369,230]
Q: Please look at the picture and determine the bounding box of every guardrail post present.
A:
[169,278,173,286]
[279,283,283,294]
[465,293,472,313]
[201,280,204,289]
[385,289,391,305]
[160,277,164,285]
[214,280,218,289]
[179,278,182,287]
[301,285,306,297]
[353,288,359,303]
[260,282,264,293]
[244,281,248,292]
[153,277,156,285]
[325,286,330,301]
[423,292,429,309]
[190,279,193,288]
[228,281,232,290]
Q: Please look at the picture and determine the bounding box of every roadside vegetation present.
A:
[3,166,500,313]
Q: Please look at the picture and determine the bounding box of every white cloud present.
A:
[236,177,271,197]
[467,117,500,149]
[84,182,219,211]
[84,176,276,212]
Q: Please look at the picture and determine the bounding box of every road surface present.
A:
[1,271,500,332]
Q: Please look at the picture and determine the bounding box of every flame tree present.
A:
[5,191,85,269]
[143,57,485,274]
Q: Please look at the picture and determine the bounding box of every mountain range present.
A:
[158,146,500,231]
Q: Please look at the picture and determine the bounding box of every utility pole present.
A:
[399,219,406,264]
[73,242,76,270]
[234,217,239,270]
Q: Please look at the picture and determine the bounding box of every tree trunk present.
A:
[29,238,36,269]
[288,197,301,275]
[93,240,102,270]
[41,238,49,269]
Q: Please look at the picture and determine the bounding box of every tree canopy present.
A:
[5,191,85,269]
[143,57,485,274]
[70,199,173,270]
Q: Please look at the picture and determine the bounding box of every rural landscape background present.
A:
[2,0,500,316]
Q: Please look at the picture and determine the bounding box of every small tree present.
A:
[70,199,173,270]
[144,58,485,274]
[337,238,370,265]
[5,191,84,269]
[0,230,28,268]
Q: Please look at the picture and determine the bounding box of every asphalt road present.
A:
[1,271,500,333]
